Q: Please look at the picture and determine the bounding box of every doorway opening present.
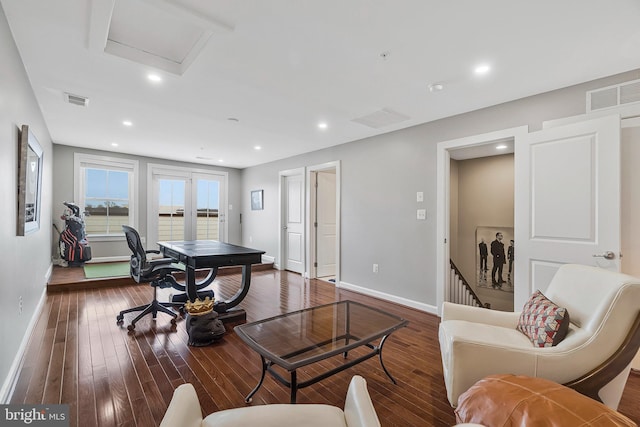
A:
[308,162,340,284]
[436,126,528,315]
[278,162,341,282]
[451,152,515,311]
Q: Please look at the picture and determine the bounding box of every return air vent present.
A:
[351,108,411,129]
[587,78,640,112]
[64,92,89,107]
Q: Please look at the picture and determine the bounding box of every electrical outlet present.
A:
[373,263,379,273]
[249,236,253,243]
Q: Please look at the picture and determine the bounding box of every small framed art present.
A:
[251,190,264,210]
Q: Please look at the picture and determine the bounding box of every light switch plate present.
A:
[416,191,424,202]
[417,209,426,220]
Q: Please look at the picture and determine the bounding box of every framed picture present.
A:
[17,125,43,236]
[251,190,264,210]
[476,226,514,292]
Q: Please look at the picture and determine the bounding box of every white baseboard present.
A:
[0,286,47,403]
[261,255,275,264]
[338,280,438,315]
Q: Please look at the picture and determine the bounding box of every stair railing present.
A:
[449,260,489,308]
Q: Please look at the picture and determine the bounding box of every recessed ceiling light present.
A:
[428,83,444,92]
[218,159,224,163]
[496,144,508,150]
[111,142,119,147]
[147,74,162,82]
[474,64,491,75]
[254,146,262,150]
[122,120,132,127]
[228,117,239,122]
[318,122,328,130]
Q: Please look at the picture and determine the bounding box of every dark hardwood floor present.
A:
[11,268,640,426]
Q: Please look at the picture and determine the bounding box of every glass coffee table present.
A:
[234,300,408,403]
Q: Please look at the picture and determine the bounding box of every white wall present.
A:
[240,68,640,312]
[0,6,53,401]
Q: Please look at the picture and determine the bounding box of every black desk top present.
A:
[157,240,265,258]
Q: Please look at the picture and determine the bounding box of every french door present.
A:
[147,165,227,246]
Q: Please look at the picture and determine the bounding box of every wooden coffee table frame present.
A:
[234,300,408,403]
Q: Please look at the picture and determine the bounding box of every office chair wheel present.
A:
[116,314,124,324]
[127,324,136,331]
[170,318,177,325]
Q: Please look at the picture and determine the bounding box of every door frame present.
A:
[306,161,341,282]
[278,167,306,272]
[147,163,228,245]
[436,126,528,316]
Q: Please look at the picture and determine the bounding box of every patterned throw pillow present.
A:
[516,290,570,347]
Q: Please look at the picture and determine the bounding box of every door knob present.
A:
[592,251,615,260]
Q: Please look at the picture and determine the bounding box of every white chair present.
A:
[439,264,640,409]
[160,375,381,427]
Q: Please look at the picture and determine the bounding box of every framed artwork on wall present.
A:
[476,226,514,292]
[17,125,43,236]
[251,190,263,210]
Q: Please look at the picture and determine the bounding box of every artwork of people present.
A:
[476,226,514,292]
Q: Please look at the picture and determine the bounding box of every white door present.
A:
[514,114,621,308]
[284,174,304,273]
[152,174,189,243]
[192,173,226,241]
[148,165,227,245]
[316,171,336,277]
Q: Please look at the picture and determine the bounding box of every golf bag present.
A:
[59,201,91,266]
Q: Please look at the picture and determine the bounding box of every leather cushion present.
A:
[517,290,570,347]
[455,374,637,427]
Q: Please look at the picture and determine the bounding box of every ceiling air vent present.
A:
[64,92,89,107]
[587,78,640,112]
[351,108,411,129]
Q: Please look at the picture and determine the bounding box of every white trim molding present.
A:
[1,287,47,403]
[338,280,438,315]
[436,125,528,316]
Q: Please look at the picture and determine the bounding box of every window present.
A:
[74,154,138,238]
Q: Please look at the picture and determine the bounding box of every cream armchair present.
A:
[439,264,640,409]
[160,375,381,427]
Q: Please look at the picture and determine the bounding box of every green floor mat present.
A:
[84,262,130,279]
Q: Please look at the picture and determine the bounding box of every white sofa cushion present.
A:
[203,404,347,427]
[160,376,380,427]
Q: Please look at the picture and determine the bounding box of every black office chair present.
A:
[116,225,184,330]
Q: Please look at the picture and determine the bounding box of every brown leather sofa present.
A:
[455,374,636,426]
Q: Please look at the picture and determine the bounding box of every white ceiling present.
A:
[2,0,640,169]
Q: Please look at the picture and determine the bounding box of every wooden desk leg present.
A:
[216,264,253,312]
[186,266,197,303]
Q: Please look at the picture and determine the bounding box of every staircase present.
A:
[449,260,488,308]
